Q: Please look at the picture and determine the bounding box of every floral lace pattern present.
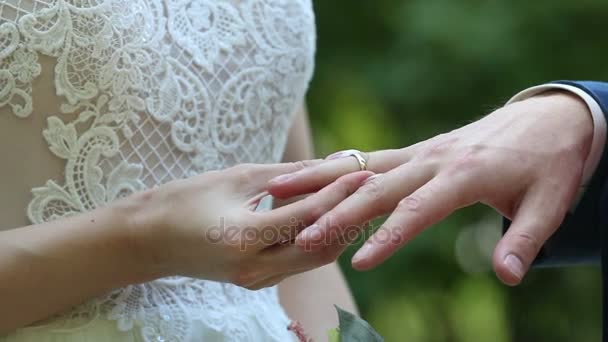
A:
[0,0,315,341]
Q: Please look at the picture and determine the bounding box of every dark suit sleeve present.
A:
[504,81,608,267]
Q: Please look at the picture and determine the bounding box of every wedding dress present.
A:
[0,0,315,341]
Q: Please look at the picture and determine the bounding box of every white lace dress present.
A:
[0,0,315,341]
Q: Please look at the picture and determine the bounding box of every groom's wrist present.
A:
[506,83,606,188]
[537,91,593,149]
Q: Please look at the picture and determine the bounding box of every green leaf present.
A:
[335,305,384,342]
[328,328,341,342]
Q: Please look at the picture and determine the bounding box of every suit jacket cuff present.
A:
[502,81,608,267]
[506,84,606,188]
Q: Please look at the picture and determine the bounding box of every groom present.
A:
[269,81,608,340]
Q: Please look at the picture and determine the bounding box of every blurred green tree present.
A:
[308,0,606,341]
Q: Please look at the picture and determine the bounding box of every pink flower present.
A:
[288,321,312,342]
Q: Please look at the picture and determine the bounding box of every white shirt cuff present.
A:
[507,84,607,187]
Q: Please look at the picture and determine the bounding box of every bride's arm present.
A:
[0,196,154,333]
[1,156,356,334]
[277,106,358,340]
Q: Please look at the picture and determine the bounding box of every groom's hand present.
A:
[268,91,593,286]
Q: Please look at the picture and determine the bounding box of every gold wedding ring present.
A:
[348,150,368,171]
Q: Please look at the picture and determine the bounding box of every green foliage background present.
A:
[307,1,607,341]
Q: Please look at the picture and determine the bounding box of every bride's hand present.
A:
[122,162,373,289]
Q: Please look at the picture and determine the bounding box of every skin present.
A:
[278,106,359,342]
[0,118,368,334]
[268,91,594,287]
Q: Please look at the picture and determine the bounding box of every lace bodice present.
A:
[0,0,315,341]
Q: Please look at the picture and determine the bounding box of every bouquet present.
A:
[289,306,384,342]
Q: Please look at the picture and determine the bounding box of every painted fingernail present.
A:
[352,243,373,264]
[269,173,294,184]
[504,254,524,280]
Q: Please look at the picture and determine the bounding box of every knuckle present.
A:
[426,142,450,157]
[396,195,424,214]
[449,150,483,174]
[309,205,328,222]
[389,227,408,246]
[512,230,542,255]
[355,178,384,201]
[393,195,432,228]
[418,135,455,158]
[336,175,361,197]
[300,159,318,168]
[321,212,347,230]
[297,200,334,225]
[289,160,312,172]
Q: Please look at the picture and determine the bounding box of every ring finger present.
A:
[295,160,437,250]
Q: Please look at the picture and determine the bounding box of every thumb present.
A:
[492,183,571,286]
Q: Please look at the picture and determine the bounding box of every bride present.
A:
[0,0,363,341]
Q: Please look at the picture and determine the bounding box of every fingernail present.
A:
[352,243,373,264]
[269,173,294,184]
[504,254,524,280]
[296,224,323,247]
[303,224,323,241]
